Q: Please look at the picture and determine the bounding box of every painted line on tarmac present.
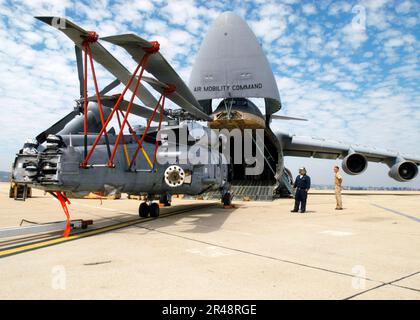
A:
[370,203,420,223]
[344,270,420,300]
[0,203,217,259]
[136,223,420,298]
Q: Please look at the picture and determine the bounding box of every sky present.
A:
[0,0,419,187]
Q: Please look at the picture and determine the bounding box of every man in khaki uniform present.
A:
[334,166,343,210]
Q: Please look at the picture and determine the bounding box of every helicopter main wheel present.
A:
[149,202,160,218]
[139,202,150,218]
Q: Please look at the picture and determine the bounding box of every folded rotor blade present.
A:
[35,17,159,111]
[108,99,167,122]
[86,95,168,122]
[140,75,206,120]
[99,78,120,96]
[101,34,211,121]
[270,114,308,121]
[36,110,78,143]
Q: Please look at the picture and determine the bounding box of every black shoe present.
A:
[290,210,298,213]
[300,210,306,213]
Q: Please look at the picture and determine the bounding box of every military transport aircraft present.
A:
[188,12,420,199]
[11,12,420,226]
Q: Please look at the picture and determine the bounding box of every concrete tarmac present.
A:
[0,183,419,299]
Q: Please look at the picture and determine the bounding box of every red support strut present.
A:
[128,83,176,170]
[107,51,152,167]
[51,191,72,237]
[80,41,160,168]
[83,42,89,158]
[81,31,100,160]
[128,94,163,170]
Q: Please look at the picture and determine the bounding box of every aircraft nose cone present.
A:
[214,11,243,24]
[189,11,281,113]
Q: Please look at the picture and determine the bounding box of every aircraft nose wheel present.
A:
[139,202,150,218]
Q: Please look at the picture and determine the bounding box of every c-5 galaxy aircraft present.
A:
[188,12,420,199]
[11,12,420,222]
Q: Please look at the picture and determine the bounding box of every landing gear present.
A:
[149,203,160,218]
[159,193,172,207]
[139,193,160,218]
[139,202,150,218]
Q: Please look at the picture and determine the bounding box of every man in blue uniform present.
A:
[291,167,311,213]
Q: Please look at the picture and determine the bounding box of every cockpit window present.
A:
[214,98,263,116]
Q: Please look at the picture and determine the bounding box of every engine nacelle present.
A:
[342,153,368,175]
[388,161,418,182]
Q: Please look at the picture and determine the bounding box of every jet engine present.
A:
[388,161,418,182]
[342,152,368,175]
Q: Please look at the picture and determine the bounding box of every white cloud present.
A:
[363,51,374,58]
[283,56,300,66]
[341,23,368,49]
[328,1,352,16]
[335,81,358,90]
[405,17,417,27]
[249,3,290,44]
[307,36,323,52]
[302,3,316,15]
[395,1,412,13]
[0,0,418,188]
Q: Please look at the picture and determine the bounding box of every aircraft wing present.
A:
[101,34,212,121]
[277,132,420,181]
[35,17,159,111]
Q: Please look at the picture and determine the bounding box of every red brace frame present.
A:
[50,191,71,237]
[78,33,172,170]
[52,33,175,236]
